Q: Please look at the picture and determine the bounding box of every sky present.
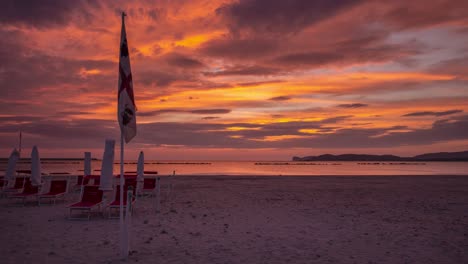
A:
[1,0,468,160]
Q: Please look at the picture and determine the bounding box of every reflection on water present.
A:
[1,160,467,176]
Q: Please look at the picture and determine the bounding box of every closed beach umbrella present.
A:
[31,146,41,186]
[5,148,20,187]
[137,151,144,182]
[100,139,115,191]
[84,152,92,176]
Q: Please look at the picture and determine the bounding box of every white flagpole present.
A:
[118,11,135,258]
[120,132,126,257]
[119,12,127,259]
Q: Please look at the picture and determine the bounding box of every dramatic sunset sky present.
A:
[1,0,467,160]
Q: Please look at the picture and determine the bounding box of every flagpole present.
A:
[119,12,127,259]
[118,11,135,258]
[120,131,126,257]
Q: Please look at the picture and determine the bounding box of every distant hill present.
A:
[293,151,468,162]
[412,151,468,161]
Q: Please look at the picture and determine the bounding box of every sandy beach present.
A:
[1,175,468,264]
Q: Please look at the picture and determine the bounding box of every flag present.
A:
[118,13,137,143]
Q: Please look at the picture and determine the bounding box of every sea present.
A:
[2,160,468,176]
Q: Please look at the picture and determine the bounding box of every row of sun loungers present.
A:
[4,178,67,205]
[1,176,159,220]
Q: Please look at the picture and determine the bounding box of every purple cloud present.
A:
[402,110,463,117]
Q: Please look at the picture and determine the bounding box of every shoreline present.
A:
[12,173,468,178]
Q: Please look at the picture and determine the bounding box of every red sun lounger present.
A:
[140,178,157,197]
[107,184,137,218]
[39,180,68,205]
[9,179,39,205]
[68,185,103,220]
[3,177,26,193]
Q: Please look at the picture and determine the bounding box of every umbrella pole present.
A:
[19,132,23,189]
[19,131,22,156]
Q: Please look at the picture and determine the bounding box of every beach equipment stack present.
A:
[5,148,19,188]
[84,152,92,176]
[30,146,41,186]
[100,140,115,191]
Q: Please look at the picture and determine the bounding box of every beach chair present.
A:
[84,175,101,186]
[140,178,157,197]
[2,177,26,195]
[72,175,85,190]
[114,174,138,192]
[68,185,103,220]
[9,179,39,205]
[38,180,67,205]
[125,175,137,187]
[107,184,137,218]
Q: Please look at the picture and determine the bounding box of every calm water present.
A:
[2,160,468,176]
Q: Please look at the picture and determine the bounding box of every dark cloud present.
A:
[271,114,284,118]
[321,116,353,124]
[204,65,280,76]
[201,3,425,74]
[217,0,362,35]
[273,52,343,67]
[270,40,421,70]
[136,65,229,91]
[337,103,368,108]
[428,56,468,77]
[0,33,114,103]
[402,110,463,117]
[138,109,183,117]
[135,122,249,148]
[139,108,231,117]
[55,111,93,116]
[200,23,421,75]
[124,7,167,22]
[269,96,291,101]
[0,115,45,123]
[137,70,185,88]
[190,109,231,115]
[199,37,279,60]
[382,1,468,30]
[237,80,285,87]
[0,118,119,150]
[175,81,232,90]
[202,116,220,120]
[0,0,98,28]
[164,53,205,68]
[351,122,373,126]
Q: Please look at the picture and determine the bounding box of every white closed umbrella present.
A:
[31,146,41,186]
[100,139,115,191]
[84,152,92,176]
[137,151,144,182]
[5,148,20,188]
